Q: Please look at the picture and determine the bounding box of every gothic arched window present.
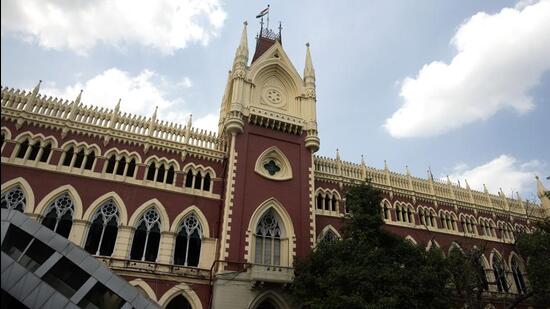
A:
[511,257,527,294]
[16,139,29,158]
[41,193,74,238]
[185,170,194,188]
[166,295,192,309]
[130,208,161,262]
[62,147,75,166]
[203,173,211,191]
[40,143,52,163]
[492,255,509,292]
[255,209,282,266]
[320,230,338,243]
[194,172,202,190]
[1,186,26,212]
[84,200,119,256]
[146,162,156,181]
[174,214,202,267]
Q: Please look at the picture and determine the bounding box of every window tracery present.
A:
[42,193,74,238]
[130,208,161,262]
[84,199,119,256]
[145,159,177,185]
[315,189,340,216]
[1,186,26,212]
[511,257,527,294]
[61,144,96,170]
[183,166,214,192]
[14,137,53,163]
[174,214,202,267]
[492,254,509,292]
[255,209,282,266]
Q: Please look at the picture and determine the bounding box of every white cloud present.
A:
[445,155,546,198]
[385,0,550,138]
[1,0,226,55]
[41,68,219,132]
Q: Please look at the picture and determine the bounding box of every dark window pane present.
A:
[130,221,147,260]
[42,257,90,299]
[115,157,126,176]
[62,147,74,166]
[39,143,52,162]
[146,163,156,181]
[1,225,33,261]
[166,166,175,185]
[174,234,188,266]
[42,208,58,231]
[84,151,95,170]
[56,212,73,238]
[144,227,160,262]
[28,142,41,161]
[18,238,55,272]
[106,155,116,174]
[77,282,125,309]
[185,170,193,188]
[16,139,29,158]
[84,216,104,255]
[156,164,165,183]
[2,289,30,309]
[99,217,118,257]
[203,173,211,191]
[126,159,136,177]
[194,172,202,190]
[187,231,201,267]
[166,295,192,309]
[74,149,86,168]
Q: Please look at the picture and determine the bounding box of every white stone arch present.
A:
[254,146,293,181]
[128,198,170,232]
[14,131,58,147]
[317,224,341,242]
[144,155,181,171]
[489,249,507,269]
[247,197,295,266]
[82,192,129,225]
[448,242,464,255]
[182,162,217,177]
[103,147,143,164]
[1,127,12,153]
[508,251,525,271]
[248,290,290,309]
[158,282,203,309]
[1,177,35,214]
[426,239,441,252]
[169,205,210,238]
[34,184,83,219]
[60,140,101,156]
[380,198,392,209]
[128,279,157,302]
[405,235,418,245]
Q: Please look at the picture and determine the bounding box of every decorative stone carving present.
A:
[254,146,292,181]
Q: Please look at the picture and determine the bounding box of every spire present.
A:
[304,42,315,84]
[361,154,366,166]
[446,175,451,184]
[465,179,471,190]
[536,176,547,198]
[187,113,193,129]
[74,89,83,105]
[335,148,340,161]
[405,165,411,176]
[427,167,434,181]
[483,184,489,194]
[115,98,121,111]
[32,80,42,96]
[384,160,389,171]
[234,21,249,65]
[152,106,158,120]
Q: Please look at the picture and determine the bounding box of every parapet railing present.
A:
[1,86,227,156]
[314,155,545,218]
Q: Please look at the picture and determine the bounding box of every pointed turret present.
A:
[234,21,249,68]
[115,98,121,112]
[336,148,341,161]
[405,165,411,176]
[483,184,489,194]
[74,89,83,105]
[31,80,42,97]
[536,176,547,199]
[304,43,315,87]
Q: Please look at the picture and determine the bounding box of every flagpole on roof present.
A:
[267,4,270,30]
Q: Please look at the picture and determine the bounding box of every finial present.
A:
[516,191,521,201]
[336,148,340,160]
[234,21,249,64]
[361,154,365,165]
[304,42,315,82]
[384,160,388,170]
[483,183,489,193]
[446,175,451,184]
[405,165,411,176]
[115,98,121,110]
[535,175,547,198]
[32,80,42,95]
[244,21,248,26]
[151,106,158,119]
[457,179,461,188]
[187,113,193,128]
[427,166,433,180]
[75,89,83,105]
[465,179,471,189]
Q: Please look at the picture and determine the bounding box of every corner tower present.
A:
[214,21,320,307]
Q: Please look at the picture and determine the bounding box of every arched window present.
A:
[320,230,338,242]
[28,141,41,160]
[194,172,202,190]
[511,257,527,294]
[130,208,161,262]
[174,214,202,267]
[84,150,95,170]
[41,193,74,238]
[127,159,136,177]
[166,166,175,185]
[84,200,119,256]
[39,143,52,162]
[105,155,116,174]
[74,149,85,168]
[146,162,156,181]
[16,139,29,158]
[381,202,390,220]
[492,255,509,292]
[116,157,126,175]
[1,186,26,212]
[255,209,282,266]
[156,164,165,182]
[203,173,211,191]
[316,193,323,210]
[62,147,75,166]
[185,170,194,188]
[166,295,192,309]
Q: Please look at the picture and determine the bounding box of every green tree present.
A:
[511,218,550,308]
[291,183,450,309]
[446,246,488,309]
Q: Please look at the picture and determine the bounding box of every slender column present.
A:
[112,225,134,259]
[157,231,176,264]
[68,219,89,246]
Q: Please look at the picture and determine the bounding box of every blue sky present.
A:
[1,0,549,200]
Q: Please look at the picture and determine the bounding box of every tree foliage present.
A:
[514,218,550,307]
[291,183,450,308]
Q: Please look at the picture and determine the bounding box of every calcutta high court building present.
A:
[1,20,549,309]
